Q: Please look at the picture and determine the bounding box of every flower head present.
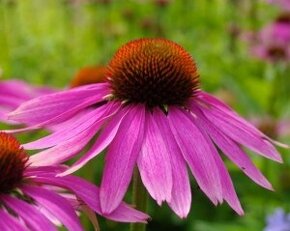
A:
[0,132,149,230]
[70,66,107,88]
[108,38,199,107]
[7,38,287,218]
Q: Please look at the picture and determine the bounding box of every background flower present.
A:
[0,132,149,230]
[264,208,290,231]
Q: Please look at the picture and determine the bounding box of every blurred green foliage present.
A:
[0,0,290,230]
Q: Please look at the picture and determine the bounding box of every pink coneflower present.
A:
[7,38,287,218]
[0,132,149,230]
[0,80,56,124]
[250,13,290,62]
[70,66,107,88]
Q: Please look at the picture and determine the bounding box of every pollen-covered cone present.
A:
[6,38,287,218]
[0,132,149,230]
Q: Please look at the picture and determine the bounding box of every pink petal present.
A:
[105,203,150,223]
[190,103,273,190]
[186,107,244,214]
[29,126,97,166]
[24,165,68,177]
[211,150,244,215]
[154,109,191,218]
[197,93,282,162]
[23,106,108,149]
[22,185,82,231]
[7,83,109,128]
[100,105,146,214]
[137,109,173,205]
[59,105,127,176]
[32,175,149,223]
[0,209,28,231]
[1,195,57,231]
[167,107,223,205]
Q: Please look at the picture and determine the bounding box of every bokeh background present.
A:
[0,0,290,230]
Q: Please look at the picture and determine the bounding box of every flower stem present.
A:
[130,169,148,231]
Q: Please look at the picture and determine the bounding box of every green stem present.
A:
[130,169,148,231]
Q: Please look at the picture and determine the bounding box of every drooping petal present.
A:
[1,195,57,231]
[137,109,172,205]
[30,103,121,166]
[23,105,109,150]
[190,103,273,190]
[0,95,26,108]
[154,109,191,218]
[185,107,244,214]
[0,209,28,231]
[210,151,244,215]
[197,91,233,111]
[29,126,98,166]
[167,107,223,205]
[22,185,82,231]
[32,175,149,223]
[100,105,146,214]
[197,93,282,162]
[59,104,127,176]
[0,80,35,99]
[7,83,110,128]
[24,165,68,177]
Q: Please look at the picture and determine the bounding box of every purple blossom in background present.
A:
[0,132,149,230]
[250,17,290,62]
[264,208,290,231]
[6,38,287,218]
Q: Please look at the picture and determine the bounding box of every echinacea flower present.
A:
[250,13,290,62]
[6,38,287,218]
[0,80,56,125]
[0,132,149,230]
[264,208,290,231]
[70,66,107,88]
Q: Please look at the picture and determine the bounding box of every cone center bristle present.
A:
[108,38,199,108]
[0,133,28,193]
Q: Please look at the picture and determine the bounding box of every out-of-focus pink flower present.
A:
[249,14,290,62]
[251,116,290,139]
